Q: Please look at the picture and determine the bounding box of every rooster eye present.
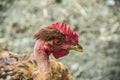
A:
[55,40,61,45]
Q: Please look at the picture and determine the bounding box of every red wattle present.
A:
[52,50,69,59]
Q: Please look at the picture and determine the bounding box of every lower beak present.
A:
[70,44,83,52]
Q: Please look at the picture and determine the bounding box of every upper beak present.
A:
[70,44,83,52]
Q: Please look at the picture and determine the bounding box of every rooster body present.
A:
[0,22,83,80]
[0,50,73,80]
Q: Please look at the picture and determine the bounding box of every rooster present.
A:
[0,22,83,80]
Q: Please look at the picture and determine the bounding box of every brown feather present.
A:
[0,50,74,80]
[34,26,65,41]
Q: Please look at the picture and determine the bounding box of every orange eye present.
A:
[55,40,62,45]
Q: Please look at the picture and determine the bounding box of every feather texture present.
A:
[0,50,74,80]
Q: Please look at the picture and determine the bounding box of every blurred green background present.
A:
[0,0,120,80]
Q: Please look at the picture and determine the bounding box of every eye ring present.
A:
[55,40,62,45]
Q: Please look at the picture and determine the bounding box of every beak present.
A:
[70,44,83,52]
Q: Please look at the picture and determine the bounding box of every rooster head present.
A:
[34,22,83,59]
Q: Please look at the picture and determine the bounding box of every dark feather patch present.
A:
[34,26,65,41]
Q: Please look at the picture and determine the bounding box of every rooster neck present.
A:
[34,50,50,72]
[34,50,51,79]
[34,40,51,74]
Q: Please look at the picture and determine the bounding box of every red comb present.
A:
[52,22,78,43]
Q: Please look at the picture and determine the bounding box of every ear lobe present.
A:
[45,42,51,46]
